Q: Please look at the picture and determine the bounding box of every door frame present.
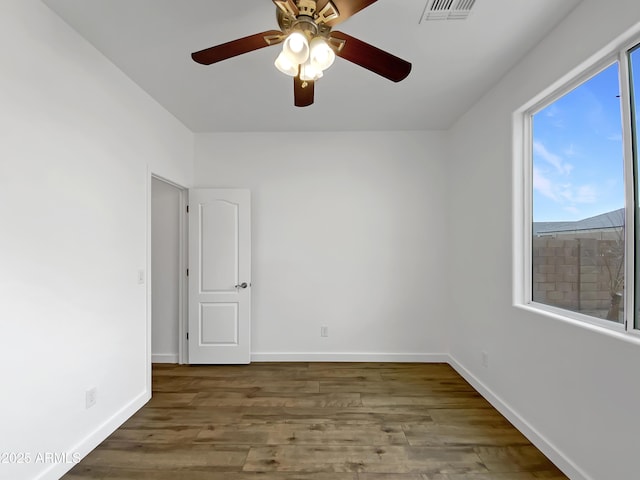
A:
[148,173,189,375]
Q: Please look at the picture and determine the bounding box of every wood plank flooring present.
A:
[62,363,567,480]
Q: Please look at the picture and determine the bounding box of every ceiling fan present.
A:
[191,0,412,107]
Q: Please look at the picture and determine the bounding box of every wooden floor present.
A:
[63,363,567,480]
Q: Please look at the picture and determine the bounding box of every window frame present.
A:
[514,34,640,338]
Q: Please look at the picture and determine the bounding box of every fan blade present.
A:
[316,0,378,26]
[330,31,411,82]
[294,75,315,107]
[192,30,284,65]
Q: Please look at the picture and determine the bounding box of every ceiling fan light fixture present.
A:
[190,0,412,107]
[309,36,335,71]
[282,31,310,64]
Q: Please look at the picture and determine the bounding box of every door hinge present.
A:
[186,268,189,277]
[186,205,189,213]
[186,332,189,340]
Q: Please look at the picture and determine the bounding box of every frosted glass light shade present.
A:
[309,37,335,71]
[300,60,323,81]
[275,51,298,77]
[283,31,309,65]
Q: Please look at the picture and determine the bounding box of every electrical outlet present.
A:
[86,388,97,409]
[481,351,489,368]
[320,326,329,337]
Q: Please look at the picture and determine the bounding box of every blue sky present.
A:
[532,62,626,222]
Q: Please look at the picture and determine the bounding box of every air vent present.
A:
[420,0,476,22]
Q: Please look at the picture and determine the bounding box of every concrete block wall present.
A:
[532,234,624,321]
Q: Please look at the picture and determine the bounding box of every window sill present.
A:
[514,302,640,346]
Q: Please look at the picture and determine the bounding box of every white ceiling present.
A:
[42,0,582,132]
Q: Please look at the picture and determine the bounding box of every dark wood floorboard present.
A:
[62,363,567,480]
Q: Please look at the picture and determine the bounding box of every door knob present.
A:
[235,282,248,289]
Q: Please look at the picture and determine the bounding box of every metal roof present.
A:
[533,208,624,236]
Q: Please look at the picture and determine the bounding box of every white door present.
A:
[188,189,251,364]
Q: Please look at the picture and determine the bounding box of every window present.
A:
[531,63,625,324]
[632,45,640,330]
[522,38,640,334]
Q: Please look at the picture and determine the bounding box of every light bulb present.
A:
[275,51,298,77]
[309,37,335,71]
[289,34,305,53]
[283,31,309,65]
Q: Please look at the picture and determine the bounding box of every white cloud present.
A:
[558,184,597,204]
[533,141,599,214]
[533,167,557,201]
[533,141,573,175]
[575,185,598,203]
[533,168,597,207]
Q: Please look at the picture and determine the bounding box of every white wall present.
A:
[7,1,638,479]
[151,178,182,363]
[195,131,449,360]
[0,2,192,479]
[446,1,640,479]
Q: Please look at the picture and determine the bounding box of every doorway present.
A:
[151,176,187,364]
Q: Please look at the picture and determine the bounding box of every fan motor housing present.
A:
[297,0,317,17]
[277,3,331,37]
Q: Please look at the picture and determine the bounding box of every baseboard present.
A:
[447,355,591,480]
[36,389,151,480]
[251,352,450,363]
[152,353,179,363]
